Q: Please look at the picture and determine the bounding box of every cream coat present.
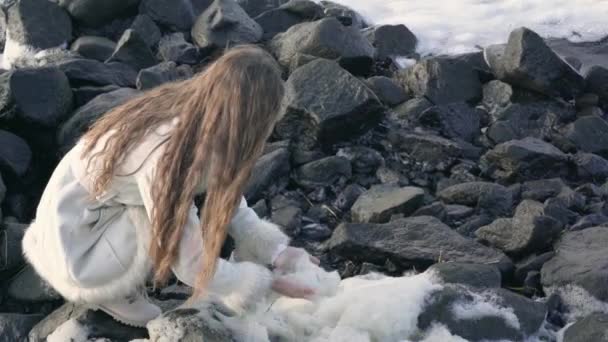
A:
[22,118,289,308]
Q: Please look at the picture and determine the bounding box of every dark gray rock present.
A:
[0,130,30,177]
[333,183,365,213]
[428,262,501,288]
[412,202,448,222]
[245,147,290,202]
[446,204,475,223]
[389,131,472,165]
[269,17,374,67]
[457,214,494,238]
[0,313,44,342]
[276,59,382,149]
[365,76,408,107]
[362,24,417,59]
[350,184,424,223]
[542,227,608,303]
[418,102,481,142]
[191,0,263,49]
[136,62,193,90]
[58,58,137,88]
[521,178,566,201]
[586,66,608,108]
[544,197,580,227]
[131,14,161,48]
[280,0,323,18]
[563,313,608,342]
[70,36,116,62]
[255,0,320,40]
[392,97,433,121]
[58,0,139,27]
[514,252,555,283]
[271,205,302,237]
[419,285,546,342]
[319,0,366,29]
[73,84,121,108]
[0,67,73,127]
[329,216,511,271]
[237,0,287,18]
[396,57,482,105]
[480,137,570,183]
[438,182,512,217]
[570,214,608,231]
[336,146,383,174]
[157,33,201,65]
[481,80,545,117]
[476,200,563,256]
[8,0,71,49]
[488,27,585,100]
[0,10,6,51]
[140,0,209,31]
[295,156,351,189]
[58,88,140,151]
[574,152,608,181]
[562,115,608,158]
[107,29,157,71]
[0,222,25,272]
[7,265,61,302]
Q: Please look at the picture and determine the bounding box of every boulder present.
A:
[476,200,563,256]
[586,66,608,108]
[574,152,608,181]
[237,0,287,18]
[328,216,511,272]
[106,29,157,71]
[139,0,211,31]
[514,252,555,283]
[130,14,161,48]
[0,222,25,272]
[521,178,567,202]
[362,24,417,59]
[191,0,263,50]
[58,0,140,27]
[417,102,481,142]
[70,36,116,62]
[136,62,193,90]
[0,313,44,342]
[157,33,201,65]
[487,27,585,100]
[73,84,121,108]
[269,17,374,67]
[396,57,482,105]
[295,156,351,189]
[563,313,608,342]
[255,0,321,40]
[542,227,608,303]
[7,0,71,49]
[428,262,501,288]
[480,137,570,183]
[319,0,366,29]
[389,131,475,166]
[438,181,512,217]
[57,58,137,87]
[0,67,73,127]
[562,115,608,158]
[58,88,140,151]
[335,146,383,174]
[481,80,544,116]
[392,97,433,121]
[571,214,608,231]
[333,183,365,213]
[0,130,30,177]
[275,59,382,149]
[245,147,290,202]
[365,76,408,107]
[350,184,424,223]
[7,265,61,302]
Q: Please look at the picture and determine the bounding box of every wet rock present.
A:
[563,312,608,342]
[488,27,585,100]
[329,216,511,272]
[255,0,320,40]
[245,147,290,202]
[58,0,139,27]
[295,156,351,189]
[70,36,116,62]
[521,178,566,201]
[130,14,161,48]
[58,88,140,152]
[542,227,608,304]
[280,0,323,18]
[396,57,482,105]
[276,59,382,149]
[336,146,383,174]
[136,62,193,90]
[514,252,555,283]
[157,33,201,65]
[8,0,72,49]
[351,184,424,223]
[476,200,563,256]
[107,29,157,71]
[418,285,545,341]
[0,67,73,127]
[269,17,374,68]
[139,0,209,32]
[73,84,121,108]
[365,76,408,107]
[562,115,608,158]
[392,97,433,121]
[480,137,570,183]
[438,182,512,217]
[319,0,366,29]
[417,102,481,142]
[191,0,263,50]
[429,262,501,288]
[0,130,30,177]
[362,24,417,59]
[0,313,44,342]
[574,152,608,181]
[237,0,287,18]
[586,66,608,108]
[57,58,138,87]
[481,80,544,116]
[333,183,365,213]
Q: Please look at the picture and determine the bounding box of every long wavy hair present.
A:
[80,45,285,298]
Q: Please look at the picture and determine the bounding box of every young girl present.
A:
[22,45,318,327]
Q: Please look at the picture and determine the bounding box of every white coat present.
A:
[22,118,290,308]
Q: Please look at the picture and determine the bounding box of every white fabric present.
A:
[22,119,289,306]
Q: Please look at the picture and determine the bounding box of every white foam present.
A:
[545,284,608,322]
[47,318,89,342]
[419,324,469,342]
[319,0,608,56]
[452,290,521,331]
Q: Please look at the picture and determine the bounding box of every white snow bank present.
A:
[323,0,608,56]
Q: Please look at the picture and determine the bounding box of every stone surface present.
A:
[191,0,263,49]
[70,36,116,62]
[73,84,121,108]
[392,97,433,122]
[276,59,382,148]
[563,313,608,342]
[107,29,157,71]
[417,102,481,142]
[428,262,501,288]
[351,184,424,223]
[365,76,409,107]
[136,62,193,90]
[139,0,210,32]
[335,146,384,174]
[147,306,237,342]
[157,33,201,65]
[130,14,161,48]
[295,156,352,189]
[58,0,140,27]
[0,130,30,177]
[245,148,290,202]
[574,152,608,181]
[0,313,44,342]
[7,265,61,302]
[8,0,71,49]
[586,66,608,108]
[362,24,417,59]
[438,181,512,217]
[329,216,511,272]
[237,0,287,18]
[57,58,137,87]
[562,115,608,158]
[254,1,320,40]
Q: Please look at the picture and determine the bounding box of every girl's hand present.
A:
[271,276,315,299]
[273,247,320,273]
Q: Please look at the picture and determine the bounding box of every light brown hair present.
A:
[81,45,285,298]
